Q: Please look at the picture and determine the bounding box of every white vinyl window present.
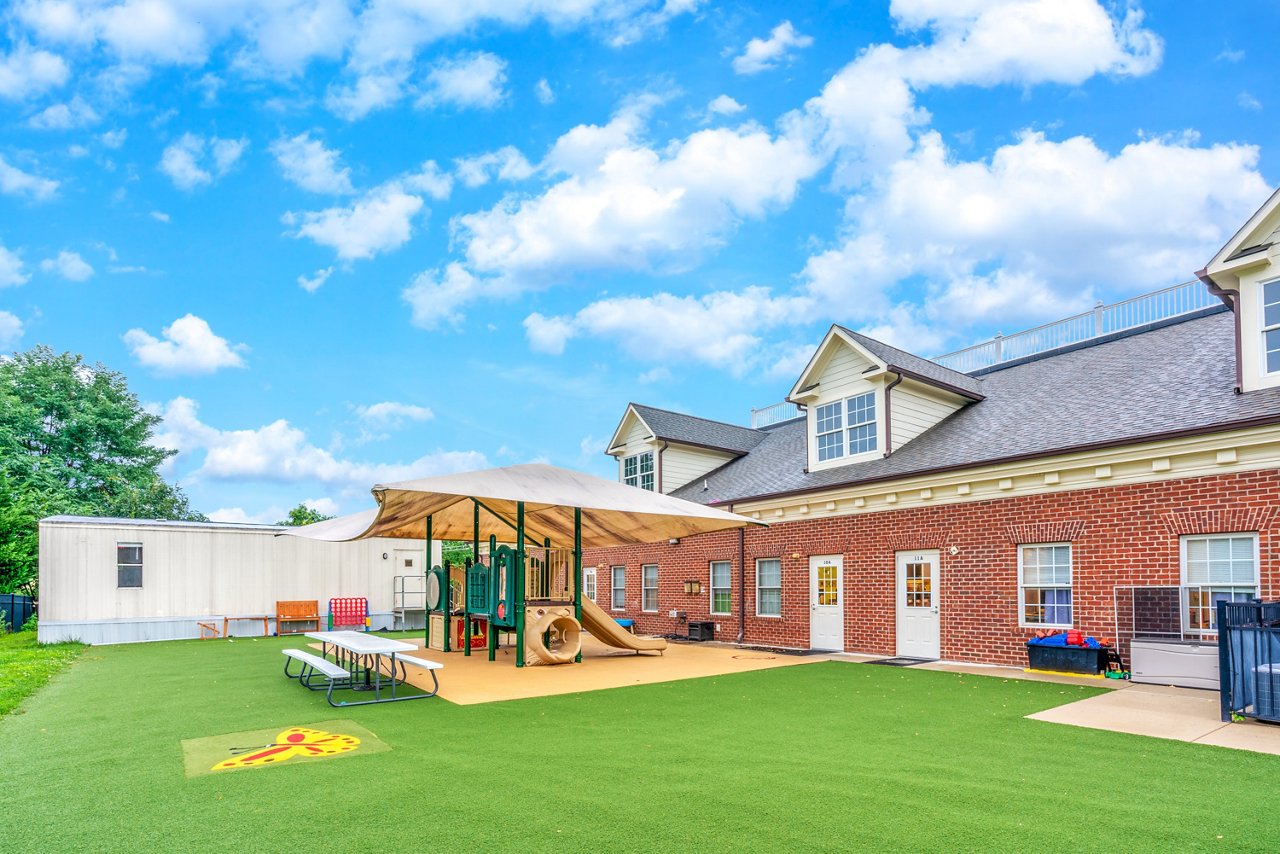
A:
[1019,543,1072,627]
[1181,534,1259,634]
[710,560,732,615]
[815,391,877,462]
[623,451,655,491]
[1262,280,1280,374]
[117,542,143,588]
[756,558,782,617]
[611,566,625,610]
[642,564,659,612]
[584,567,597,601]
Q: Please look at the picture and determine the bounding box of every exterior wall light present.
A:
[683,580,702,595]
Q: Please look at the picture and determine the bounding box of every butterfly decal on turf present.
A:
[212,726,360,771]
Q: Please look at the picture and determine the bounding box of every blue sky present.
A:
[1,0,1276,522]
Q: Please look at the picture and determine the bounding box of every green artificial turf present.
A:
[0,630,84,717]
[1,635,1277,853]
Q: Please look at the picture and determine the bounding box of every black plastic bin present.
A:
[1026,643,1107,674]
[688,621,715,641]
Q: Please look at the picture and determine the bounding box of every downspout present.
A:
[1197,268,1243,394]
[882,371,904,457]
[737,525,746,645]
[656,440,669,492]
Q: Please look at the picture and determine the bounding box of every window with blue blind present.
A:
[1019,543,1071,627]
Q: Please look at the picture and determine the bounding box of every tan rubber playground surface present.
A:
[314,634,822,705]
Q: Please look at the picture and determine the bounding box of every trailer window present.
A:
[117,543,143,588]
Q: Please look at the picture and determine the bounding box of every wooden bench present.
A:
[282,648,351,705]
[276,600,321,635]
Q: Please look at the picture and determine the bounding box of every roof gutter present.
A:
[1197,267,1243,394]
[706,411,1280,509]
[885,364,985,401]
[656,440,669,493]
[883,371,903,457]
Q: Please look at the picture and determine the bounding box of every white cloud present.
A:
[1216,47,1245,63]
[207,506,283,525]
[707,94,745,116]
[0,43,69,100]
[1238,91,1262,112]
[67,144,89,158]
[803,130,1269,328]
[150,210,170,222]
[27,96,98,129]
[355,401,434,429]
[0,155,59,200]
[285,161,450,261]
[151,396,486,488]
[123,314,248,375]
[454,146,535,188]
[732,20,813,75]
[535,78,555,104]
[403,263,480,330]
[297,266,333,292]
[286,183,424,261]
[99,128,128,149]
[40,250,94,281]
[524,287,810,374]
[804,0,1163,186]
[159,132,248,189]
[419,51,508,111]
[0,246,29,287]
[271,131,354,194]
[636,366,671,384]
[324,68,409,120]
[434,105,822,323]
[0,311,23,349]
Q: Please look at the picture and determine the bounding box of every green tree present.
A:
[275,504,335,527]
[0,346,204,591]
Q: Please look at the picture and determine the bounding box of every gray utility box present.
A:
[1130,638,1219,690]
[688,621,715,641]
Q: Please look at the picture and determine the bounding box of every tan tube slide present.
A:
[581,598,667,654]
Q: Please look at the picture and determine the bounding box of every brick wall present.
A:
[582,468,1280,665]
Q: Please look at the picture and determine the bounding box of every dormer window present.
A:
[1262,280,1280,374]
[623,451,655,490]
[815,391,877,462]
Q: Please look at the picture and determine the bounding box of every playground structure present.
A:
[287,463,763,668]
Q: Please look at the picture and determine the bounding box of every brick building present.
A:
[583,189,1280,670]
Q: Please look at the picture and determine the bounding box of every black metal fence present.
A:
[0,594,34,633]
[1217,600,1280,723]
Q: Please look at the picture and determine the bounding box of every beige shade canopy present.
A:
[283,463,765,549]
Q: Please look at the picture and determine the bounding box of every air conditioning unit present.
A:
[668,609,686,620]
[688,621,715,642]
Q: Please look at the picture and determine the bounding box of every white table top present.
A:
[306,630,418,655]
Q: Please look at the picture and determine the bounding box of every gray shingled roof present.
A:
[674,308,1280,506]
[629,403,769,455]
[837,326,984,398]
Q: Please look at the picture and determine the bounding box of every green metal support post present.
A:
[464,499,477,657]
[574,506,583,663]
[515,501,526,668]
[487,534,498,662]
[424,515,433,651]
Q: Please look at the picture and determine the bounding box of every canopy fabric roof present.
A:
[283,463,765,549]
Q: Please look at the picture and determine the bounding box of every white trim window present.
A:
[710,560,732,615]
[611,566,625,610]
[1181,534,1259,634]
[1262,280,1280,374]
[756,558,782,617]
[623,451,655,491]
[1019,543,1072,627]
[583,567,597,602]
[117,542,143,588]
[642,564,659,612]
[815,392,877,462]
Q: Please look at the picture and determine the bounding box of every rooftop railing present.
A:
[932,280,1220,374]
[750,400,801,429]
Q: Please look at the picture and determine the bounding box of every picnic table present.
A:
[284,630,441,706]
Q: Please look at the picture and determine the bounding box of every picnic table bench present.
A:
[282,631,442,706]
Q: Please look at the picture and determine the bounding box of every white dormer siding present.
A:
[1204,187,1280,393]
[662,444,736,491]
[613,414,657,490]
[606,405,741,494]
[890,381,966,452]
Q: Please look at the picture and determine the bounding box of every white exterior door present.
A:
[393,548,424,574]
[895,550,940,659]
[809,555,844,651]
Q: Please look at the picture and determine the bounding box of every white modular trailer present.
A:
[37,516,441,645]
